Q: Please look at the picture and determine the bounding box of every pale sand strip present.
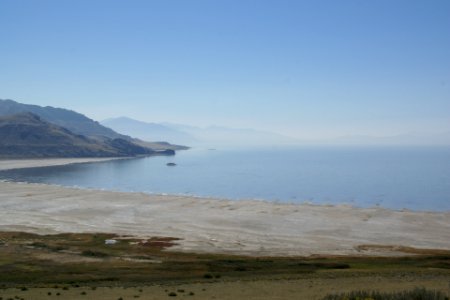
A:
[0,157,126,171]
[1,181,449,256]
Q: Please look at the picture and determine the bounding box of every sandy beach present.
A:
[0,157,126,171]
[1,158,449,256]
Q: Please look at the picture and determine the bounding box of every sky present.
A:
[1,0,449,139]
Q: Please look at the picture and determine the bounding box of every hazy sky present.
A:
[1,0,449,139]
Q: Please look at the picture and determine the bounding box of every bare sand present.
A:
[1,177,449,256]
[0,157,125,171]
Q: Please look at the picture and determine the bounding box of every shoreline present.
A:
[0,157,446,214]
[1,179,444,215]
[1,179,449,256]
[1,158,449,257]
[0,157,129,171]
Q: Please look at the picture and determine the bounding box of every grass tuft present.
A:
[322,287,449,300]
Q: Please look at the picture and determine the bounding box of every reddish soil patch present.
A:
[139,237,180,249]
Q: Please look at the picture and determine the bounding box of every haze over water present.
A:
[1,146,449,212]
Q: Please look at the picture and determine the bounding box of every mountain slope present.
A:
[0,99,121,138]
[0,113,161,158]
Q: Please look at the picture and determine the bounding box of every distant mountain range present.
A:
[0,99,186,158]
[102,117,298,147]
[332,132,450,146]
[2,99,447,157]
[102,117,196,145]
[102,116,450,147]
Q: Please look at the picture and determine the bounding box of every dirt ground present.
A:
[1,275,450,300]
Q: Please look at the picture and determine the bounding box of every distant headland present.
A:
[0,99,188,158]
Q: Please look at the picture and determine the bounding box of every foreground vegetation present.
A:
[323,287,449,300]
[0,231,449,299]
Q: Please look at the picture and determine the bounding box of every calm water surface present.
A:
[1,146,449,211]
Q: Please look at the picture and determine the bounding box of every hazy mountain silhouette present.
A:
[331,132,450,146]
[102,117,196,145]
[102,117,299,147]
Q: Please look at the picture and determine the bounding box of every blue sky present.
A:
[1,0,449,139]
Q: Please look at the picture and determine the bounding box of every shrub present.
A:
[81,250,108,257]
[322,287,449,300]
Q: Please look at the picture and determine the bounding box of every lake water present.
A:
[1,146,450,211]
